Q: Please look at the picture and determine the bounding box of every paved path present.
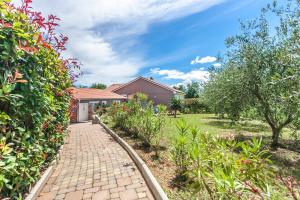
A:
[38,122,154,200]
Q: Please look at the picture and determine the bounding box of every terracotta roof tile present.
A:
[69,87,127,100]
[105,84,124,92]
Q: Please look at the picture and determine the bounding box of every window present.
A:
[88,101,99,111]
[114,100,121,104]
[101,101,107,105]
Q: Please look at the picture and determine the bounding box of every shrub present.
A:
[122,100,142,137]
[95,103,109,116]
[0,1,79,198]
[138,104,167,147]
[170,119,191,177]
[183,98,210,114]
[189,137,274,199]
[171,120,299,199]
[109,103,128,129]
[170,96,182,118]
[107,94,167,149]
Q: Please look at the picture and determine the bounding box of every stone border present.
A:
[97,117,169,200]
[25,141,66,200]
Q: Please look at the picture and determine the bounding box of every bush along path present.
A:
[0,0,79,198]
[171,119,299,199]
[104,95,299,199]
[37,122,154,200]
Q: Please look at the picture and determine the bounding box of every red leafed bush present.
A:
[0,0,80,198]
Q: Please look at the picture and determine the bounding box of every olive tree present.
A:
[204,0,300,148]
[204,65,253,121]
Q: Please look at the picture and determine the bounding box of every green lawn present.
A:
[103,112,299,196]
[162,113,271,143]
[161,113,299,181]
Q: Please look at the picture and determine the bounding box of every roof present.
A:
[111,76,184,94]
[69,87,127,100]
[105,84,124,92]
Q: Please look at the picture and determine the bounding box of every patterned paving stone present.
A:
[37,122,154,200]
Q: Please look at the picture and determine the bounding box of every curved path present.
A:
[37,122,154,200]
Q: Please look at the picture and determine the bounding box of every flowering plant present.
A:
[0,0,80,198]
[171,120,299,199]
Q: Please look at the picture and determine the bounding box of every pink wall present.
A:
[115,79,175,106]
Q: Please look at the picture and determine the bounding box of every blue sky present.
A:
[138,0,269,86]
[31,0,271,86]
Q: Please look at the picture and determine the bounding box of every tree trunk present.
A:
[271,127,280,149]
[174,110,177,118]
[253,89,293,149]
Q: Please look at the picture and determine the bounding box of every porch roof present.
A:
[69,87,127,101]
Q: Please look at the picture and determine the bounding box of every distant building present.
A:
[106,76,184,106]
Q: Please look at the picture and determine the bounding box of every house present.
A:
[69,77,183,122]
[106,76,184,106]
[69,87,126,122]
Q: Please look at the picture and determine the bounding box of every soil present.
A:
[112,129,193,200]
[110,127,300,200]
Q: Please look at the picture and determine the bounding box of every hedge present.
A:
[0,1,79,198]
[183,98,211,114]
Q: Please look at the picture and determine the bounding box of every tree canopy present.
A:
[204,0,300,147]
[173,84,186,93]
[185,81,201,98]
[90,83,107,89]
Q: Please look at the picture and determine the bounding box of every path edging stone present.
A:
[97,116,169,200]
[25,142,65,200]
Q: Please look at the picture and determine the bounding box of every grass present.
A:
[162,113,300,181]
[162,113,298,143]
[162,113,270,142]
[103,113,300,199]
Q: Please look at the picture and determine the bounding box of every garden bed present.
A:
[106,128,193,200]
[103,113,300,199]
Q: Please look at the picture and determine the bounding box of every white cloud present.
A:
[213,63,222,67]
[26,0,224,85]
[191,56,217,65]
[151,68,209,84]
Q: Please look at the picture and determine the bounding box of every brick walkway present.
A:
[37,122,154,200]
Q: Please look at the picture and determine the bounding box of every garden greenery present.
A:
[170,96,182,118]
[171,120,299,200]
[0,0,79,198]
[203,0,300,147]
[185,81,201,99]
[183,98,210,114]
[90,83,107,89]
[108,93,167,151]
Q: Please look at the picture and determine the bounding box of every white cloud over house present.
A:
[213,63,222,67]
[27,0,225,85]
[191,56,217,65]
[151,68,210,84]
